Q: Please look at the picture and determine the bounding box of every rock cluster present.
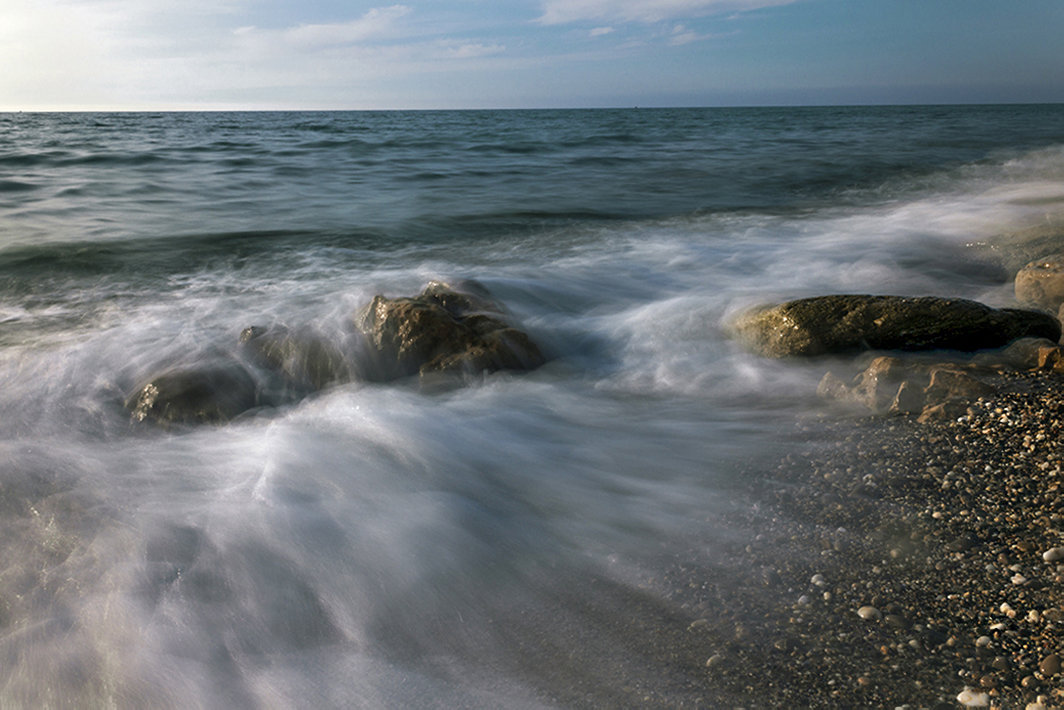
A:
[817,356,996,423]
[731,295,1060,358]
[124,280,545,426]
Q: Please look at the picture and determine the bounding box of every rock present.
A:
[126,360,259,425]
[956,687,990,707]
[993,337,1063,370]
[923,368,995,402]
[1015,254,1064,310]
[240,325,351,391]
[355,281,545,382]
[731,295,1061,358]
[820,357,996,418]
[1039,653,1061,676]
[856,605,881,621]
[888,380,926,415]
[916,398,970,424]
[1043,547,1064,563]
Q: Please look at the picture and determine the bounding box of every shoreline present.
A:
[680,368,1064,708]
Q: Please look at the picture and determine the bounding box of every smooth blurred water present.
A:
[1,105,1063,707]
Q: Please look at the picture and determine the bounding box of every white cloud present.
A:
[589,26,615,37]
[538,0,795,25]
[443,42,506,59]
[281,6,411,49]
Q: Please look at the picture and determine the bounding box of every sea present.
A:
[1,105,1063,708]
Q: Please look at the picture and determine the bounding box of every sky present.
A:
[3,0,1063,110]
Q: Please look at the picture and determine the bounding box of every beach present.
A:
[688,367,1064,709]
[2,106,1064,707]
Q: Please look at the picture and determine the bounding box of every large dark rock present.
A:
[125,361,259,426]
[731,295,1061,358]
[355,280,545,381]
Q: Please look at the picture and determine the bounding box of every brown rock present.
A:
[995,337,1063,370]
[355,281,545,381]
[917,398,970,424]
[923,368,996,403]
[731,295,1060,358]
[1039,653,1061,677]
[1016,254,1064,310]
[126,361,259,426]
[888,380,926,415]
[240,325,351,390]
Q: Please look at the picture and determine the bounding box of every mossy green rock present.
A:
[732,295,1061,358]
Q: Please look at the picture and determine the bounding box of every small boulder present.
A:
[240,325,351,391]
[731,295,1060,358]
[917,398,972,424]
[992,336,1064,372]
[819,358,995,417]
[1015,254,1064,311]
[126,361,258,425]
[355,281,545,381]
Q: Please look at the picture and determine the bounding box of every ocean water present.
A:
[1,105,1063,707]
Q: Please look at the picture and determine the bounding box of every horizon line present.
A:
[3,99,1064,114]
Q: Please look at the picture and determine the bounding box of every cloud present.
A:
[234,5,412,52]
[443,42,505,59]
[537,0,795,25]
[589,26,615,37]
[669,24,698,45]
[280,5,411,49]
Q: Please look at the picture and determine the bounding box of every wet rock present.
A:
[731,295,1060,358]
[923,368,995,402]
[126,360,259,425]
[355,280,545,381]
[1015,254,1064,311]
[819,357,996,418]
[857,605,881,621]
[916,398,970,424]
[1039,653,1060,676]
[993,337,1064,371]
[888,380,926,415]
[240,325,351,391]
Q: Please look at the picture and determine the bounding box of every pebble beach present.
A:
[678,368,1064,709]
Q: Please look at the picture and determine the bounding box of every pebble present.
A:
[810,573,827,586]
[1039,653,1060,676]
[957,687,990,707]
[1043,547,1064,562]
[975,635,991,647]
[705,654,724,669]
[857,605,881,621]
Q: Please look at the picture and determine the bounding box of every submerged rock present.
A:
[239,325,351,391]
[732,295,1061,358]
[355,280,545,381]
[127,280,546,425]
[125,361,258,426]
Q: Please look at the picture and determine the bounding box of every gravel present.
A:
[674,368,1064,709]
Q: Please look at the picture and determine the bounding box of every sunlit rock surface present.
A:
[732,295,1061,358]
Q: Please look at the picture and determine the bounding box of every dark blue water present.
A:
[1,105,1063,708]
